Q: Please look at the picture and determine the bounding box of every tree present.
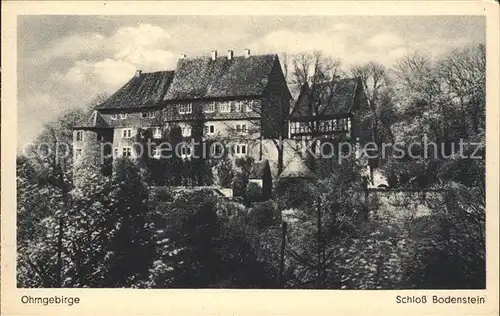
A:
[18,156,155,288]
[402,183,485,289]
[349,61,394,145]
[148,189,277,288]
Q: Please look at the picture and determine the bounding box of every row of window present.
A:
[75,123,247,143]
[103,100,258,123]
[118,123,248,140]
[178,100,257,115]
[289,118,350,134]
[109,111,156,120]
[75,143,249,160]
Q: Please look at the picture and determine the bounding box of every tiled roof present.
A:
[74,110,109,129]
[163,54,278,101]
[96,70,175,109]
[290,78,360,118]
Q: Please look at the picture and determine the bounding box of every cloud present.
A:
[367,32,404,49]
[248,29,347,55]
[18,23,181,146]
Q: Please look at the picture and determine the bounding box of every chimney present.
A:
[211,50,218,60]
[135,70,142,78]
[227,50,234,60]
[244,48,251,58]
[179,54,187,59]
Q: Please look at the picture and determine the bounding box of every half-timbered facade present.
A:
[288,78,368,145]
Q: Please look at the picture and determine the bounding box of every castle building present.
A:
[73,49,291,173]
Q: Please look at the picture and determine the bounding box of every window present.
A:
[180,146,192,158]
[111,113,118,120]
[75,131,84,141]
[219,102,231,113]
[122,147,132,157]
[122,128,132,138]
[152,146,162,159]
[182,126,192,137]
[152,127,162,139]
[210,143,223,157]
[75,148,82,158]
[235,124,247,133]
[178,103,192,114]
[232,144,247,156]
[142,111,156,119]
[234,101,242,112]
[206,124,215,135]
[204,102,215,113]
[119,113,128,120]
[245,100,253,112]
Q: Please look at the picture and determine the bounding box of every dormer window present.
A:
[142,111,156,119]
[178,103,192,114]
[245,100,253,112]
[219,102,231,113]
[234,101,242,112]
[204,102,215,113]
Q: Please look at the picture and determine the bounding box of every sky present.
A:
[17,15,485,147]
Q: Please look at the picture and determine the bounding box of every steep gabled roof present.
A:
[163,54,278,101]
[279,156,313,179]
[96,70,175,109]
[287,83,302,104]
[74,110,109,129]
[290,78,360,118]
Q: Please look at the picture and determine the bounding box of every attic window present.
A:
[244,101,253,112]
[234,101,242,112]
[204,102,215,113]
[219,102,231,113]
[178,103,192,114]
[142,111,155,119]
